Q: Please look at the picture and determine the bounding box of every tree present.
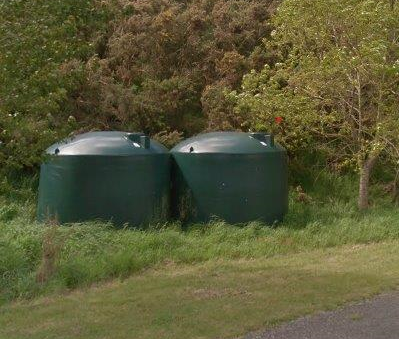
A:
[233,0,399,209]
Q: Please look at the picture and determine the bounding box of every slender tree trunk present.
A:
[358,155,378,210]
[391,168,399,204]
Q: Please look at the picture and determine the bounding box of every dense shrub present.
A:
[0,0,114,170]
[81,0,279,138]
[0,0,278,171]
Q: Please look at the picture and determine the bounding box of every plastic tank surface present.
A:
[171,132,288,224]
[37,131,170,227]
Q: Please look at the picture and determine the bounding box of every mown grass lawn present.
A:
[1,240,398,339]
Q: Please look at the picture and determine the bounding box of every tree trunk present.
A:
[391,168,399,204]
[358,155,378,210]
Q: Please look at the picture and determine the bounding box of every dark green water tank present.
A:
[37,131,170,227]
[171,132,288,224]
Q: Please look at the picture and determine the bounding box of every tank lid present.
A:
[46,131,168,156]
[171,132,283,154]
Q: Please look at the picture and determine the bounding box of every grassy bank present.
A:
[2,200,399,304]
[1,170,399,304]
[1,240,399,339]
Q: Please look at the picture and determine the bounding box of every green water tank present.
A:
[171,132,288,224]
[37,131,170,227]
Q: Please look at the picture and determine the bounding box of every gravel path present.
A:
[243,292,399,339]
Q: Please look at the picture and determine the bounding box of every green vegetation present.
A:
[0,0,115,169]
[1,1,399,334]
[1,0,398,206]
[1,170,399,304]
[232,0,399,209]
[0,0,278,168]
[1,240,399,339]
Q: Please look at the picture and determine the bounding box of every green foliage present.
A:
[228,65,319,154]
[231,0,399,208]
[0,0,113,170]
[232,0,399,168]
[0,0,279,171]
[1,0,398,193]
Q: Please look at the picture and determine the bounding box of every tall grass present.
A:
[1,170,399,304]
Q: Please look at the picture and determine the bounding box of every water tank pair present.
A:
[37,131,288,227]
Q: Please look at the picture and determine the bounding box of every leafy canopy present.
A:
[233,0,399,170]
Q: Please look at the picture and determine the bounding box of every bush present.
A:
[81,0,279,136]
[0,0,114,170]
[0,0,279,171]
